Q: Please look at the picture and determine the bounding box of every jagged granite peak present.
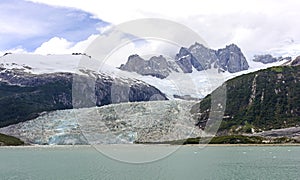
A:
[175,43,249,73]
[175,43,219,73]
[253,54,292,64]
[119,54,178,79]
[121,43,250,78]
[188,42,219,70]
[174,47,194,73]
[216,44,249,73]
[175,42,219,72]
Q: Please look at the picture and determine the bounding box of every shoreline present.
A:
[190,143,300,147]
[1,143,300,148]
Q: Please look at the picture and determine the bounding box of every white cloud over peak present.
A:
[0,47,28,56]
[34,37,73,55]
[34,35,99,55]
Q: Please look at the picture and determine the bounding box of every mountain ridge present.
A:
[120,43,249,78]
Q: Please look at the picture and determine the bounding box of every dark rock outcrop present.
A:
[253,54,277,64]
[291,56,300,66]
[119,54,178,79]
[216,44,249,73]
[175,48,194,73]
[189,43,219,71]
[253,54,292,64]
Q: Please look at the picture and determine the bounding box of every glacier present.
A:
[0,100,201,145]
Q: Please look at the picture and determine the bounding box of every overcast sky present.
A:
[1,0,300,60]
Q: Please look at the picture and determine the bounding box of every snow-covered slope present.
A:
[0,53,82,74]
[0,53,291,99]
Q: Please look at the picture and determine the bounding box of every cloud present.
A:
[34,34,99,55]
[0,47,28,56]
[32,27,180,67]
[0,0,108,52]
[178,12,300,58]
[26,0,295,23]
[9,0,300,58]
[34,37,73,54]
[102,39,181,67]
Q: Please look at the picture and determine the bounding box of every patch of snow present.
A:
[0,53,81,74]
[178,54,190,60]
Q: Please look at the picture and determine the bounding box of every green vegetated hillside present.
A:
[192,65,300,134]
[0,133,24,146]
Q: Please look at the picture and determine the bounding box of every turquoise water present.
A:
[0,145,299,180]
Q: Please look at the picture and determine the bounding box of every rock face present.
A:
[253,54,278,64]
[119,55,178,79]
[291,56,300,66]
[0,69,167,128]
[174,48,194,73]
[120,43,249,78]
[189,43,219,71]
[175,43,249,73]
[0,100,201,145]
[216,44,249,73]
[253,54,292,64]
[252,127,300,138]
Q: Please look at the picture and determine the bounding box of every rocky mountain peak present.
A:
[119,54,178,79]
[176,42,249,73]
[126,54,144,64]
[224,43,241,51]
[128,54,141,59]
[175,47,194,73]
[188,42,219,71]
[120,42,250,78]
[216,43,249,73]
